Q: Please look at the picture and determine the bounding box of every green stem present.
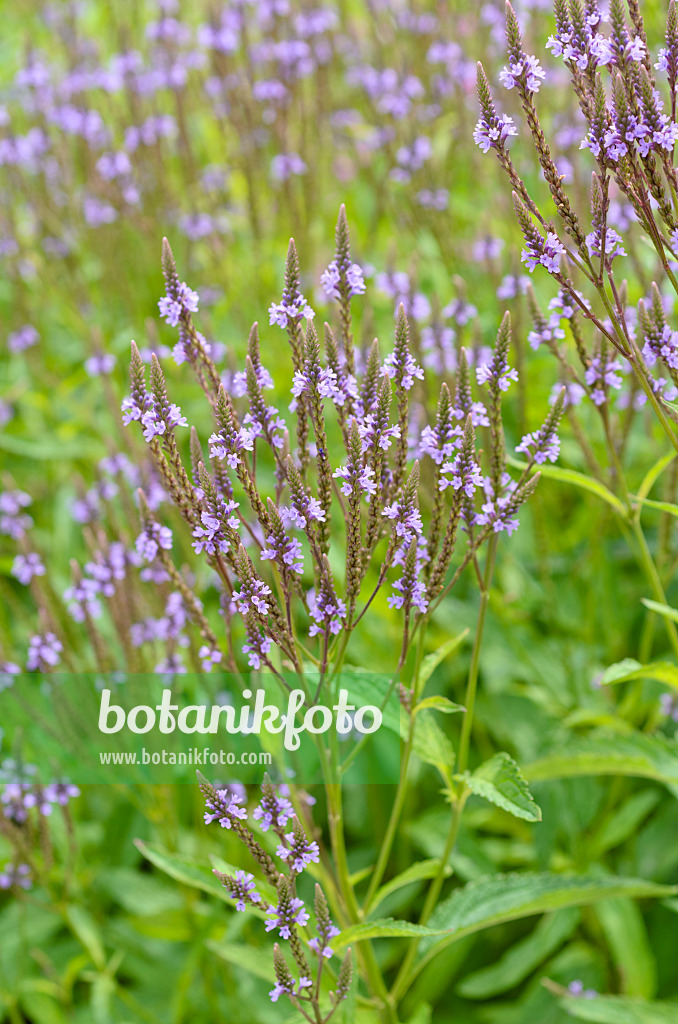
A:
[362,629,426,914]
[391,535,498,1006]
[321,746,397,1023]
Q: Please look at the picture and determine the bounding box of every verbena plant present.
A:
[2,2,678,1023]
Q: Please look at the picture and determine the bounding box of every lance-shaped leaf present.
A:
[600,658,678,691]
[558,992,678,1022]
[525,734,678,791]
[410,874,677,982]
[457,908,580,998]
[463,751,542,822]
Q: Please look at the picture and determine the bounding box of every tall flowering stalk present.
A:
[475,0,678,666]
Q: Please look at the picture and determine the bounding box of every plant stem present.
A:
[390,534,498,1006]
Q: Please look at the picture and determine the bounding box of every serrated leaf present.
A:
[600,659,678,690]
[525,734,678,790]
[371,859,453,913]
[506,458,627,517]
[412,710,454,778]
[417,631,468,689]
[414,696,465,715]
[334,917,448,948]
[465,752,542,822]
[559,993,678,1022]
[457,908,579,998]
[414,874,677,978]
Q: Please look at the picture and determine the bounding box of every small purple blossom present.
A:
[440,453,484,497]
[521,232,566,274]
[473,112,518,153]
[26,632,63,671]
[499,54,545,93]
[203,788,248,827]
[276,831,320,873]
[11,553,45,586]
[265,896,310,938]
[136,522,173,561]
[158,281,199,327]
[8,325,39,353]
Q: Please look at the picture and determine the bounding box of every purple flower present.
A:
[279,491,325,530]
[253,787,294,832]
[321,259,366,299]
[136,522,173,562]
[265,896,310,938]
[242,624,273,670]
[276,832,320,873]
[382,500,424,539]
[521,232,566,274]
[199,646,222,672]
[382,350,424,391]
[233,577,272,617]
[474,111,518,153]
[44,782,80,806]
[0,863,32,890]
[261,531,304,574]
[158,281,199,327]
[271,153,307,180]
[308,578,346,637]
[219,869,262,912]
[8,325,39,353]
[333,462,377,498]
[643,324,678,370]
[585,356,624,404]
[203,788,248,828]
[440,453,484,497]
[268,296,315,329]
[270,976,312,1003]
[208,422,254,469]
[499,54,545,93]
[586,227,626,262]
[358,413,401,454]
[11,553,45,586]
[528,316,565,351]
[516,429,560,464]
[85,353,116,376]
[26,632,62,671]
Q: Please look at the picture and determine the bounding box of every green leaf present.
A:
[635,453,677,504]
[414,874,677,978]
[417,631,469,689]
[206,940,276,983]
[599,659,678,690]
[525,734,678,789]
[135,840,238,906]
[334,918,448,948]
[412,711,454,779]
[64,906,106,970]
[414,696,465,715]
[457,908,579,999]
[506,458,627,517]
[594,898,656,998]
[371,860,453,913]
[632,496,678,519]
[641,599,678,625]
[558,993,678,1022]
[464,752,542,822]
